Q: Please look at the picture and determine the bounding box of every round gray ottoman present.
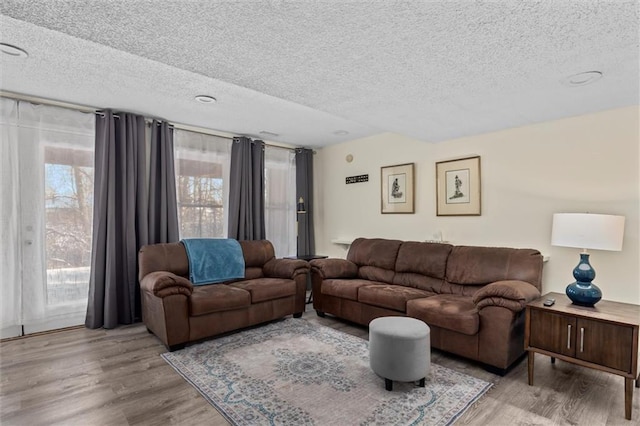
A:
[369,316,431,391]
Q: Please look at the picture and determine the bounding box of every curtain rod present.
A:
[95,111,175,128]
[0,91,307,152]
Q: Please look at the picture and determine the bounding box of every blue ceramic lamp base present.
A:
[566,253,601,307]
[566,282,602,307]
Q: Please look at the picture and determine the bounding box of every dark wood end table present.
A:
[525,292,640,420]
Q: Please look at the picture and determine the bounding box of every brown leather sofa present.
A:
[310,238,543,373]
[139,240,309,351]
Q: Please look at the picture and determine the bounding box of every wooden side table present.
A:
[284,254,328,303]
[525,292,640,420]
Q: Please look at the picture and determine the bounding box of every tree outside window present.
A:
[44,146,94,305]
[176,158,225,238]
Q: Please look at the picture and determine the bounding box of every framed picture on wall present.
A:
[381,163,414,214]
[436,156,481,216]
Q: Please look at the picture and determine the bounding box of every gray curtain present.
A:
[148,120,179,244]
[296,148,315,256]
[86,110,148,329]
[228,137,266,240]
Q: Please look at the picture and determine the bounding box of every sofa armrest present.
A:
[263,258,310,279]
[309,258,358,279]
[140,271,194,298]
[472,280,541,312]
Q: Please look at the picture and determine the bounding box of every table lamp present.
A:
[551,213,625,306]
[297,197,306,214]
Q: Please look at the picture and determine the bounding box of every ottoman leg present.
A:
[385,378,393,391]
[418,377,425,387]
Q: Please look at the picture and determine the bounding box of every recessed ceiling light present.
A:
[259,130,279,137]
[0,43,28,58]
[194,95,217,104]
[561,71,603,87]
[333,130,349,136]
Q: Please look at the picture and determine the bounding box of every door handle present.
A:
[567,324,571,349]
[580,327,584,352]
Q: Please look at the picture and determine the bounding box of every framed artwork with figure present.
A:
[381,163,414,214]
[436,156,481,216]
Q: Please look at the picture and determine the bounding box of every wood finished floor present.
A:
[2,302,639,426]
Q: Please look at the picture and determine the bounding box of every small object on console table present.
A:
[525,292,640,420]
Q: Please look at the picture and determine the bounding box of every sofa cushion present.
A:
[358,266,395,284]
[322,279,378,301]
[407,294,479,335]
[348,238,402,269]
[244,267,264,279]
[239,240,275,264]
[438,282,483,298]
[229,278,296,303]
[238,240,276,279]
[395,241,452,279]
[392,272,445,294]
[189,284,250,316]
[446,246,543,288]
[347,238,402,284]
[358,285,435,312]
[138,242,189,280]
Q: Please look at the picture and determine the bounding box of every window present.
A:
[173,130,296,257]
[265,146,296,257]
[174,130,231,238]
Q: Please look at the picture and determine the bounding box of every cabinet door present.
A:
[529,309,576,357]
[576,318,633,373]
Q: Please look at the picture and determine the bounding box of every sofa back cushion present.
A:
[445,246,543,290]
[138,240,277,281]
[347,238,402,284]
[393,241,452,292]
[239,240,276,279]
[139,242,190,280]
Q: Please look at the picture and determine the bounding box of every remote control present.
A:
[543,298,555,307]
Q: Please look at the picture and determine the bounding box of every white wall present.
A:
[314,106,639,305]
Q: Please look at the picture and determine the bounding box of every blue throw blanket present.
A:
[181,238,245,285]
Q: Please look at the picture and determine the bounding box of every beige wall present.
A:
[314,106,640,304]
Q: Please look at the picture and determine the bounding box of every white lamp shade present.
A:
[551,213,625,251]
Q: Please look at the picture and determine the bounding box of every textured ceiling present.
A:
[1,1,638,148]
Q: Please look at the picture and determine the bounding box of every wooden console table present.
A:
[525,292,640,420]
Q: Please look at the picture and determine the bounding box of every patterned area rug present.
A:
[162,319,491,426]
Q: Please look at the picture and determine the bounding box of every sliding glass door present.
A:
[0,98,95,337]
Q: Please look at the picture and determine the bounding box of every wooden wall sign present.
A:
[346,174,369,184]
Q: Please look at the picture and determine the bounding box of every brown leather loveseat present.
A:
[310,238,543,373]
[139,240,309,350]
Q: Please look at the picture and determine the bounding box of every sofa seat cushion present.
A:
[407,294,479,335]
[358,285,435,312]
[322,279,379,301]
[190,284,250,316]
[229,278,296,303]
